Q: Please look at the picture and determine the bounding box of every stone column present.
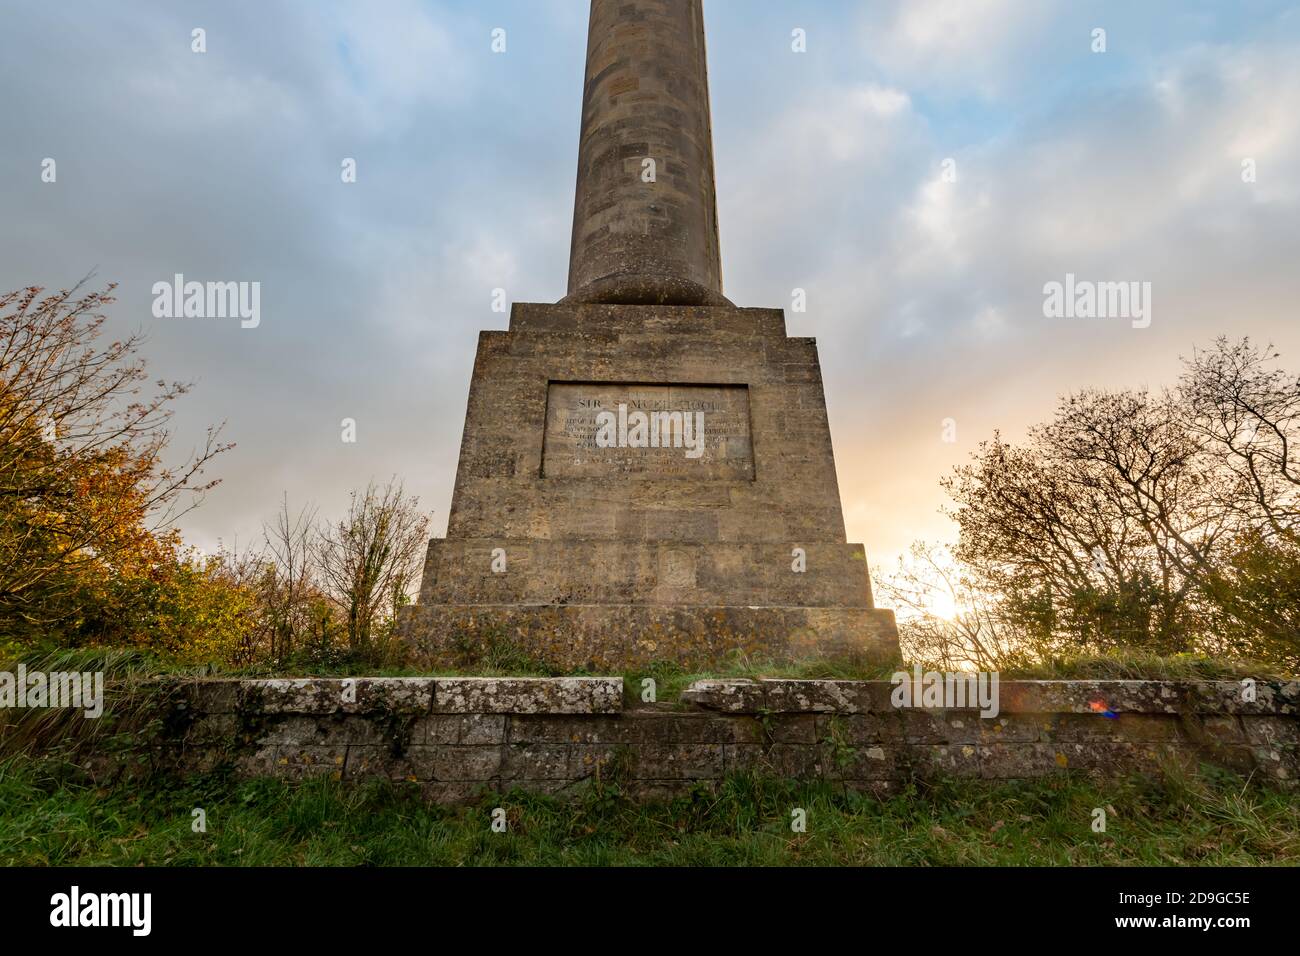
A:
[562,0,730,307]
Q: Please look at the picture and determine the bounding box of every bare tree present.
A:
[939,338,1299,668]
[874,542,1020,670]
[944,418,1208,654]
[261,495,323,662]
[315,478,427,657]
[1176,338,1300,664]
[1180,337,1300,539]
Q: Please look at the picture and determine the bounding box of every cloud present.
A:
[1,0,1298,578]
[717,16,1300,565]
[859,0,1062,96]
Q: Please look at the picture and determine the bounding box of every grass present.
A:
[2,648,1293,867]
[0,648,187,762]
[0,755,1296,867]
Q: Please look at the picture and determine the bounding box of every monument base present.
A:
[397,603,899,672]
[401,301,900,672]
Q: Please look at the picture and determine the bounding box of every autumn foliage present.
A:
[1,283,428,668]
[0,283,232,657]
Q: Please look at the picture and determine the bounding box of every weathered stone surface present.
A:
[356,678,438,714]
[1249,744,1299,781]
[542,383,753,480]
[974,744,1068,780]
[1186,680,1300,715]
[726,742,826,778]
[815,713,901,745]
[1050,713,1186,742]
[764,679,875,713]
[1187,714,1246,744]
[403,602,899,673]
[1048,742,1187,775]
[1063,679,1293,714]
[417,539,873,606]
[503,744,573,780]
[998,680,1298,715]
[431,677,622,714]
[100,677,1300,802]
[684,678,1300,716]
[182,680,238,714]
[683,678,891,713]
[273,745,347,780]
[260,715,387,748]
[764,714,820,745]
[942,713,1046,744]
[182,713,241,746]
[380,1,900,669]
[507,711,762,745]
[346,744,507,783]
[1242,716,1300,747]
[678,679,764,712]
[564,0,726,307]
[422,781,500,803]
[417,714,507,746]
[396,302,902,671]
[823,742,899,781]
[995,681,1184,715]
[895,710,961,744]
[570,744,621,780]
[236,744,279,778]
[344,746,424,782]
[619,780,710,801]
[917,744,983,778]
[242,679,346,715]
[239,678,435,716]
[419,745,504,782]
[630,743,724,780]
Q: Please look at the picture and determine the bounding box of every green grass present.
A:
[6,647,1289,867]
[0,649,187,762]
[1,756,1295,866]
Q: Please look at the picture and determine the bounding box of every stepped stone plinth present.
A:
[397,0,899,669]
[398,302,898,670]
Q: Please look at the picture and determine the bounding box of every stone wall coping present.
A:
[180,676,623,716]
[173,676,1298,718]
[679,678,1300,716]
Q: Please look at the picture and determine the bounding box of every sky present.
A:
[2,0,1299,583]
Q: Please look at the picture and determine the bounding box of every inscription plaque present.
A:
[542,383,753,480]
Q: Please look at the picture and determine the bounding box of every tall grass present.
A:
[0,756,1294,866]
[0,648,188,761]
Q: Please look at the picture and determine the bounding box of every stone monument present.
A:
[399,0,900,671]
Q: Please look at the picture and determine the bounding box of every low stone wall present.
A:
[146,677,1300,800]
